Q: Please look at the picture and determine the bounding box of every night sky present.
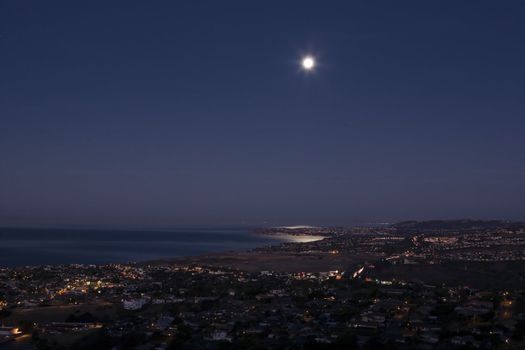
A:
[1,1,524,228]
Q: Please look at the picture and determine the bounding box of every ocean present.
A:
[0,227,288,267]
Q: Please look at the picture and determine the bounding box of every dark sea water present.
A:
[0,227,284,267]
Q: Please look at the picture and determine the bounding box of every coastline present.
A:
[252,232,326,243]
[0,227,289,268]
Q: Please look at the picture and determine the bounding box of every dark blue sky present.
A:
[1,1,524,228]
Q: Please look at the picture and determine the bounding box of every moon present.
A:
[301,56,315,71]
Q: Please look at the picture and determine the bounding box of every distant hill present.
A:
[393,219,525,231]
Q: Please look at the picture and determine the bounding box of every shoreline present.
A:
[0,230,316,270]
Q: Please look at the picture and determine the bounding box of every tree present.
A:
[363,336,386,350]
[71,328,112,350]
[18,319,34,333]
[0,309,11,319]
[31,329,40,342]
[335,330,358,349]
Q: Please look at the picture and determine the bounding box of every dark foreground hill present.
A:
[393,219,525,231]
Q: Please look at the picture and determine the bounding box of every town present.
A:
[1,220,525,349]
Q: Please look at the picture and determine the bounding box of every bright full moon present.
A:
[302,56,315,70]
